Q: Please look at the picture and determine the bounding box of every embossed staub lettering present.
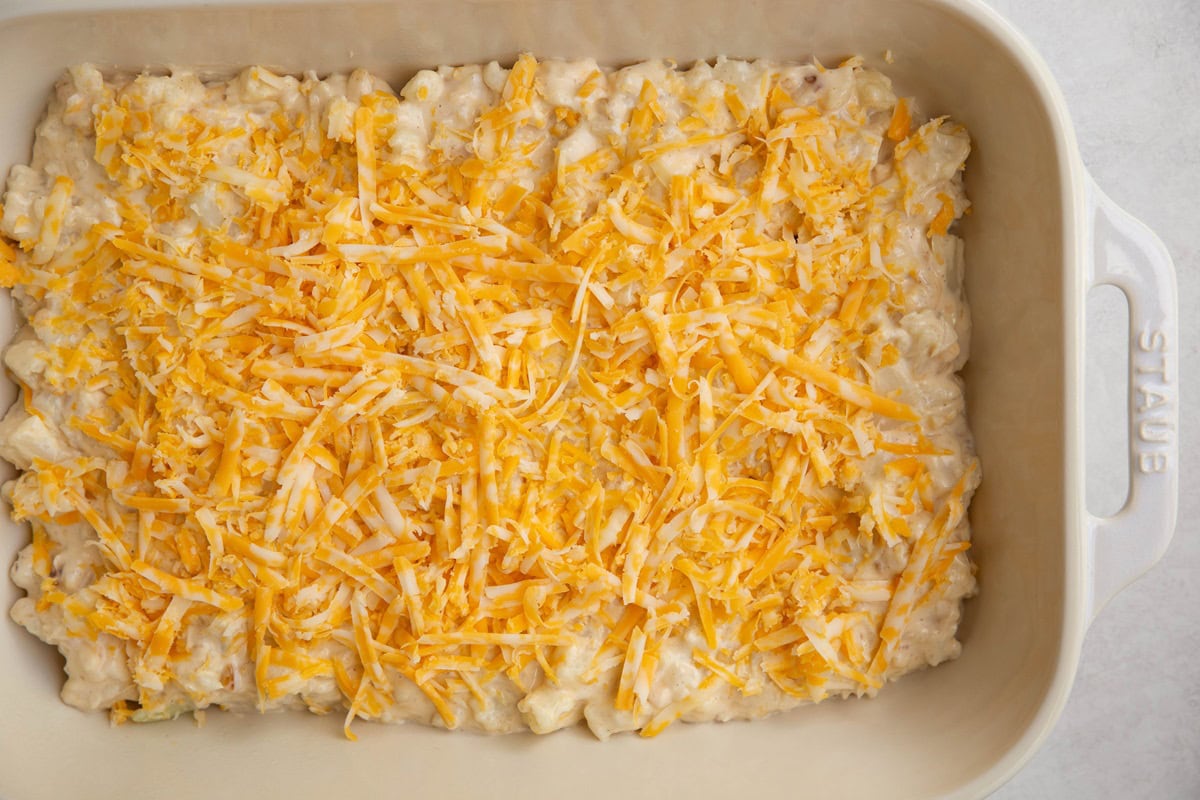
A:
[1134,326,1173,473]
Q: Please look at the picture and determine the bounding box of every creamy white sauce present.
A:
[0,57,977,737]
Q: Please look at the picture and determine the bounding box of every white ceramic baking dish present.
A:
[0,0,1179,798]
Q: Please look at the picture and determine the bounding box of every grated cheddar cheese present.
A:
[0,55,978,738]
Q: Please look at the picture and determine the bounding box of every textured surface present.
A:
[984,0,1200,797]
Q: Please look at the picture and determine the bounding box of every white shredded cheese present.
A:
[0,54,978,738]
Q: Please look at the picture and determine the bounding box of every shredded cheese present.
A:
[0,54,978,738]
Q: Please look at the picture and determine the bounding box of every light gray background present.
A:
[982,1,1199,798]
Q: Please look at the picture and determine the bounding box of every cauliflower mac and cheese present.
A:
[0,55,978,738]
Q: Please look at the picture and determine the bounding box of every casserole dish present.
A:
[0,0,1178,798]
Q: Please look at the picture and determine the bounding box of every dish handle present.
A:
[1083,174,1179,623]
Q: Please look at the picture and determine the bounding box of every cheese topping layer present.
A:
[0,55,978,738]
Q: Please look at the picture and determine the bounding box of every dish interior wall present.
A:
[0,2,1070,798]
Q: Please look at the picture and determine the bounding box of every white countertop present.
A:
[981,1,1200,797]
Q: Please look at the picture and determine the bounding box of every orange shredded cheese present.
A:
[0,55,977,738]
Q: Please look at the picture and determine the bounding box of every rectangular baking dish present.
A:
[0,1,1179,798]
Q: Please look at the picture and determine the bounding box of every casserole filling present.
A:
[0,54,977,738]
